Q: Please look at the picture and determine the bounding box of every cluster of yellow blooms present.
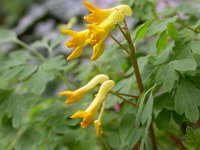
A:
[59,1,132,137]
[59,74,114,137]
[62,1,132,61]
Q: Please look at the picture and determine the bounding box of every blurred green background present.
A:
[0,0,200,150]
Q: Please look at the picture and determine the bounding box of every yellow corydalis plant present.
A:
[62,1,132,61]
[71,80,115,132]
[59,74,115,137]
[58,74,109,104]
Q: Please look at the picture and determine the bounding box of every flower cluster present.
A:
[62,1,132,61]
[59,74,115,137]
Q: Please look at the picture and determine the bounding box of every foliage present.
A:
[0,0,200,149]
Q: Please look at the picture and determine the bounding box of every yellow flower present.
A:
[71,80,115,128]
[62,1,133,61]
[86,11,125,60]
[58,74,109,104]
[94,119,103,137]
[84,1,132,24]
[62,29,89,60]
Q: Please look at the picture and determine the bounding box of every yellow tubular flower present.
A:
[71,80,115,128]
[94,101,105,137]
[86,11,124,60]
[58,74,109,104]
[94,120,103,137]
[83,1,132,24]
[62,29,89,60]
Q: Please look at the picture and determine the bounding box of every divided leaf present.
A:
[175,79,200,123]
[41,55,66,71]
[28,68,54,95]
[0,28,17,44]
[171,59,197,72]
[147,16,178,37]
[156,64,179,92]
[183,127,200,149]
[0,93,26,128]
[155,109,171,130]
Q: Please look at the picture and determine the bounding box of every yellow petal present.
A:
[94,120,103,137]
[114,5,133,16]
[62,29,77,37]
[71,110,95,128]
[86,24,105,45]
[100,11,124,28]
[67,46,83,60]
[81,112,95,128]
[71,110,87,118]
[83,1,100,13]
[58,91,73,96]
[91,42,105,61]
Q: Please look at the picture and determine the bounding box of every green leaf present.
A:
[156,30,168,53]
[167,22,177,40]
[156,64,179,92]
[0,93,26,128]
[190,40,200,54]
[136,93,147,126]
[119,113,136,148]
[14,127,44,150]
[155,109,171,130]
[172,111,183,124]
[128,127,144,150]
[183,127,200,150]
[136,87,154,126]
[28,68,54,95]
[171,59,197,72]
[31,37,49,49]
[0,28,17,44]
[6,50,30,68]
[19,65,38,80]
[105,132,120,150]
[9,50,30,61]
[0,66,24,80]
[154,93,174,110]
[0,89,13,103]
[140,133,152,150]
[153,45,172,65]
[135,21,151,41]
[141,93,154,125]
[175,79,200,122]
[173,39,192,60]
[41,55,66,71]
[147,16,178,37]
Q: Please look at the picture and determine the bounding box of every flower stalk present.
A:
[114,20,157,150]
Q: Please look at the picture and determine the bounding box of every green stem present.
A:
[152,8,159,20]
[177,21,199,33]
[109,34,130,54]
[7,125,27,150]
[123,20,144,93]
[110,92,136,107]
[122,19,157,150]
[110,90,139,99]
[14,39,46,61]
